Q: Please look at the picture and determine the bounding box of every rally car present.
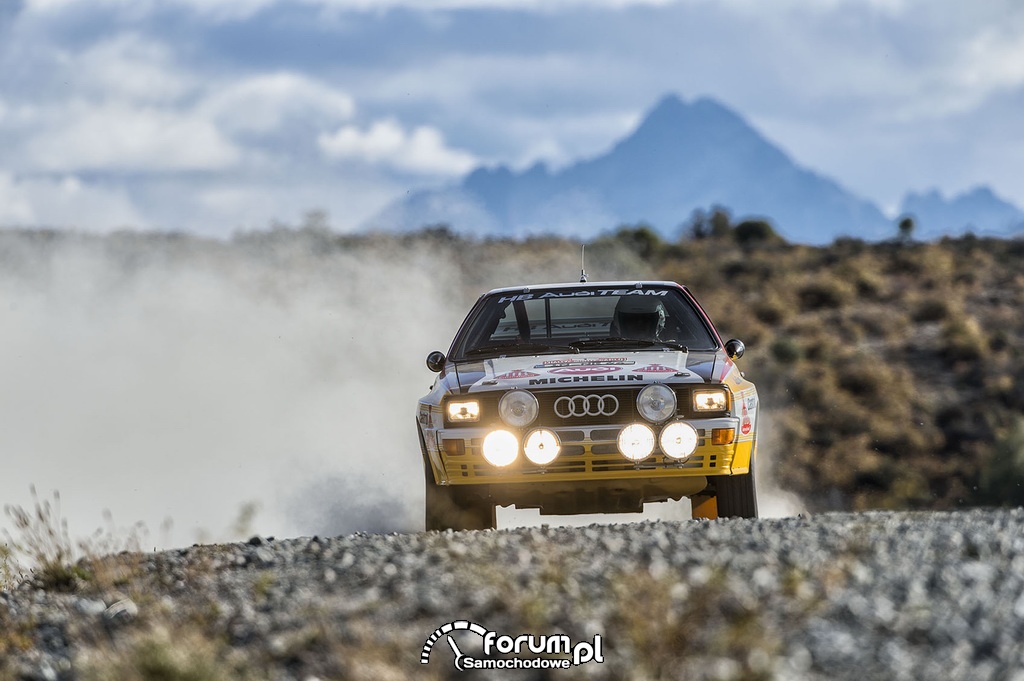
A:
[417,280,758,531]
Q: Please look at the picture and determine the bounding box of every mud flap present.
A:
[691,494,718,520]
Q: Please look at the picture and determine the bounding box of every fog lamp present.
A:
[524,429,560,465]
[482,430,519,467]
[617,423,656,462]
[660,422,699,460]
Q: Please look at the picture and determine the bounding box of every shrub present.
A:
[978,418,1024,507]
[771,338,802,364]
[733,219,782,245]
[941,314,988,363]
[912,297,951,323]
[797,279,853,311]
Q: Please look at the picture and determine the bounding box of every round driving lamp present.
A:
[637,384,677,423]
[617,423,656,462]
[524,429,560,465]
[482,430,519,467]
[498,390,539,427]
[660,422,699,460]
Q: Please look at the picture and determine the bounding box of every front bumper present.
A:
[428,417,751,486]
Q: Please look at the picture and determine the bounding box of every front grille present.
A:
[451,385,720,427]
[445,427,720,480]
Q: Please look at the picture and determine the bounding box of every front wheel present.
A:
[424,459,496,531]
[716,467,758,518]
[690,460,758,520]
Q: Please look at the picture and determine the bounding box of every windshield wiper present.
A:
[465,342,580,357]
[569,337,688,352]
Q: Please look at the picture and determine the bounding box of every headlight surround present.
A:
[523,429,560,466]
[693,388,729,413]
[482,430,519,467]
[498,390,539,427]
[617,423,656,462]
[636,384,677,423]
[447,400,480,422]
[660,421,699,460]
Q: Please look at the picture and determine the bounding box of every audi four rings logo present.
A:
[554,394,620,418]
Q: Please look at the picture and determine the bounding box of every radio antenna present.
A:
[579,244,588,283]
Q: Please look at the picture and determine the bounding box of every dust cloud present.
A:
[0,228,799,552]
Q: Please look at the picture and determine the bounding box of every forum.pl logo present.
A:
[421,620,605,671]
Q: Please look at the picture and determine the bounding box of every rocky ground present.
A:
[3,509,1024,680]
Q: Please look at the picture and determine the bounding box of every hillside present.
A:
[369,95,894,244]
[0,225,1022,518]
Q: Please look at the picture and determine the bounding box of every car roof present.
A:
[483,281,684,296]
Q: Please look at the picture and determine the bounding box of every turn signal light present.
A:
[442,439,466,457]
[711,428,735,445]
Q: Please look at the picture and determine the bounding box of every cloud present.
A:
[25,102,241,173]
[202,72,356,136]
[8,0,1024,229]
[74,33,197,105]
[0,173,146,230]
[22,0,680,17]
[319,119,478,176]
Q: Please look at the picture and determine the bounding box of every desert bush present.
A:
[3,487,84,591]
[941,313,989,363]
[797,278,854,311]
[3,488,148,593]
[771,338,802,364]
[912,297,951,323]
[732,219,782,245]
[978,418,1024,507]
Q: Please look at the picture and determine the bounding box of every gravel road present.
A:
[3,508,1024,680]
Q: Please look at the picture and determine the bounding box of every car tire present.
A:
[424,478,496,531]
[422,446,496,531]
[715,458,759,519]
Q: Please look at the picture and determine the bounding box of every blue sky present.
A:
[1,0,1022,235]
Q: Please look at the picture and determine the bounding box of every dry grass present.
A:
[2,487,149,594]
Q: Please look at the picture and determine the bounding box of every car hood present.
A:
[453,350,726,393]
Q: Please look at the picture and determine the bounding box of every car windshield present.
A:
[454,285,718,359]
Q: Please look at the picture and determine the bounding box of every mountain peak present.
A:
[900,185,1024,236]
[371,92,895,243]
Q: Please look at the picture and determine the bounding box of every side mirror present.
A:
[426,351,447,373]
[725,339,745,360]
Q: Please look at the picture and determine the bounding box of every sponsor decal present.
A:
[538,357,630,367]
[549,365,618,375]
[498,289,669,303]
[633,363,676,373]
[529,375,644,385]
[743,394,758,435]
[421,620,604,671]
[494,370,539,380]
[717,358,734,383]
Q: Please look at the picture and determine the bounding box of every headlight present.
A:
[617,423,656,462]
[636,384,676,422]
[447,400,480,422]
[482,430,519,467]
[524,429,560,465]
[660,422,699,460]
[693,389,728,412]
[498,390,539,427]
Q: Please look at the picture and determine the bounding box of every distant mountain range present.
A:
[367,94,1024,244]
[899,187,1024,240]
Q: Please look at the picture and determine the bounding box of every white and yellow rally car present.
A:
[417,281,758,530]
